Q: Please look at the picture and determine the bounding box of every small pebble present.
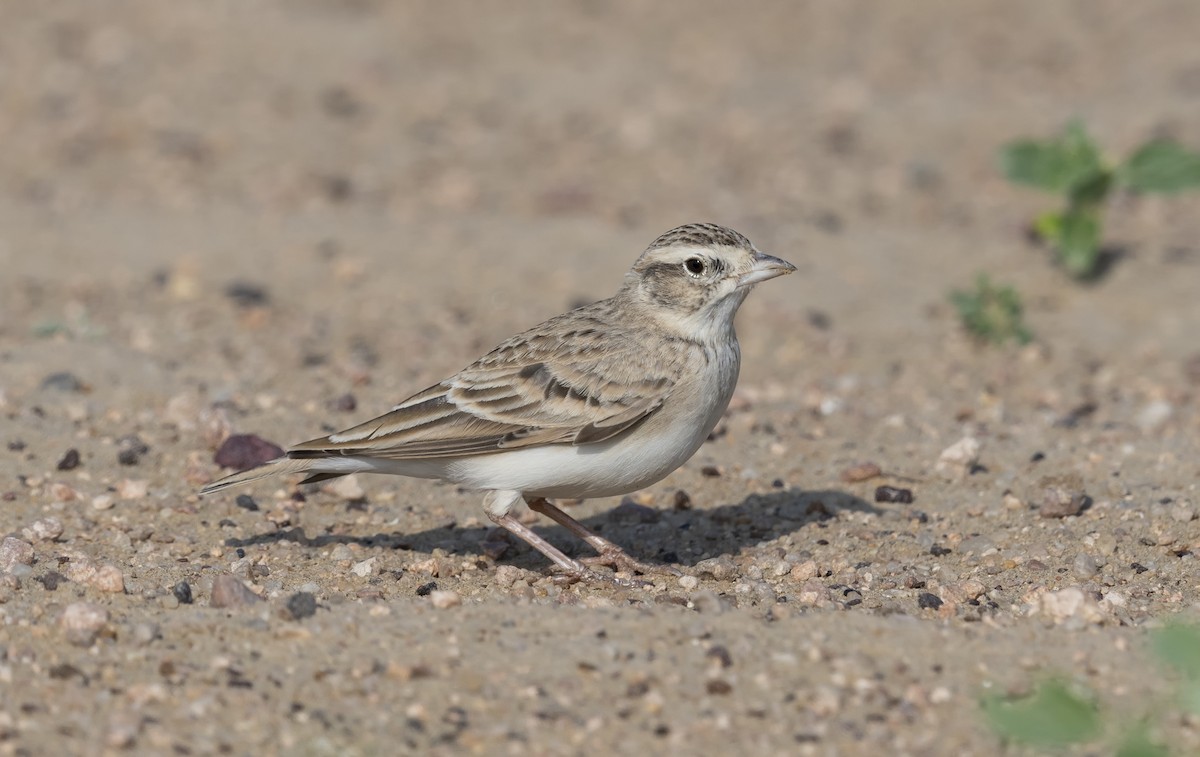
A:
[41,372,86,392]
[116,435,150,466]
[1170,503,1196,523]
[841,461,882,483]
[224,280,270,307]
[329,393,357,413]
[60,602,109,646]
[700,465,722,477]
[874,485,914,504]
[935,437,981,479]
[678,575,699,590]
[1038,474,1088,518]
[0,537,34,573]
[416,581,437,597]
[92,565,126,593]
[22,517,64,542]
[694,556,738,581]
[172,581,194,605]
[213,434,284,471]
[918,592,943,610]
[209,574,263,608]
[235,494,259,512]
[351,557,377,577]
[429,590,462,609]
[706,645,733,668]
[92,494,115,511]
[283,592,318,620]
[115,479,148,500]
[131,623,160,646]
[56,448,82,471]
[690,590,725,614]
[672,490,693,511]
[1073,553,1100,579]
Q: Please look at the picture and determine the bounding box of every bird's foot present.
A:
[580,544,681,579]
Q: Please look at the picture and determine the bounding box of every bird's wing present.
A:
[287,315,679,460]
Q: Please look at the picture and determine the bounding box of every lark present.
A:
[203,223,795,583]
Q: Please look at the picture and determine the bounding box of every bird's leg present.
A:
[485,511,595,581]
[525,497,678,577]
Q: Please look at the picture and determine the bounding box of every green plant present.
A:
[982,622,1200,755]
[950,274,1032,345]
[999,121,1200,279]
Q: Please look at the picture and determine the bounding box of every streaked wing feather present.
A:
[286,316,679,461]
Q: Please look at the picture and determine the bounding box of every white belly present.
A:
[445,345,738,498]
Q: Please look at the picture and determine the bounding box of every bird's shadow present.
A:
[225,488,878,570]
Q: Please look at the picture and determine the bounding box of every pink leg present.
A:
[525,497,679,577]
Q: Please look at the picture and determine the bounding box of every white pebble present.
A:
[23,517,64,542]
[350,557,377,577]
[429,590,462,609]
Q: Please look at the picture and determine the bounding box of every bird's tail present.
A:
[199,457,321,495]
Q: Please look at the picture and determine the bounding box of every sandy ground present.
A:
[2,2,1200,754]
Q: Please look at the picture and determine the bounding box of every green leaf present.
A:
[1180,681,1200,715]
[1116,722,1169,757]
[1033,210,1063,245]
[1000,121,1104,193]
[1056,209,1102,278]
[1151,623,1200,679]
[982,679,1101,747]
[951,275,1033,345]
[1121,140,1200,193]
[1067,167,1114,208]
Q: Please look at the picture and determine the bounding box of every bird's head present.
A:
[625,223,795,341]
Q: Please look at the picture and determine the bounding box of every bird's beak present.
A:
[737,251,797,288]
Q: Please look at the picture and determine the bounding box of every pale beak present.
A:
[737,251,797,288]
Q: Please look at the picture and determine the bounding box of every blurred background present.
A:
[4,1,1199,366]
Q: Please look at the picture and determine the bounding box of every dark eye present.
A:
[684,257,706,276]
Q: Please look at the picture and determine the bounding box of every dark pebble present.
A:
[48,663,87,683]
[700,465,722,477]
[37,571,65,591]
[6,440,25,452]
[214,434,284,471]
[284,592,318,620]
[56,449,81,471]
[929,545,952,557]
[224,281,270,308]
[918,592,943,610]
[874,485,914,504]
[172,581,194,605]
[116,435,150,466]
[672,490,693,511]
[235,494,259,512]
[40,372,86,392]
[705,680,733,695]
[329,393,357,413]
[706,645,733,668]
[1131,563,1149,574]
[1030,451,1046,463]
[416,581,437,597]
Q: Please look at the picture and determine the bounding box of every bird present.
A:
[202,223,795,583]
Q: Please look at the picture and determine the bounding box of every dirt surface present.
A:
[3,2,1200,754]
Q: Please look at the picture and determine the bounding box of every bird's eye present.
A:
[684,257,706,276]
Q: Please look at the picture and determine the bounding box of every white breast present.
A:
[444,343,740,498]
